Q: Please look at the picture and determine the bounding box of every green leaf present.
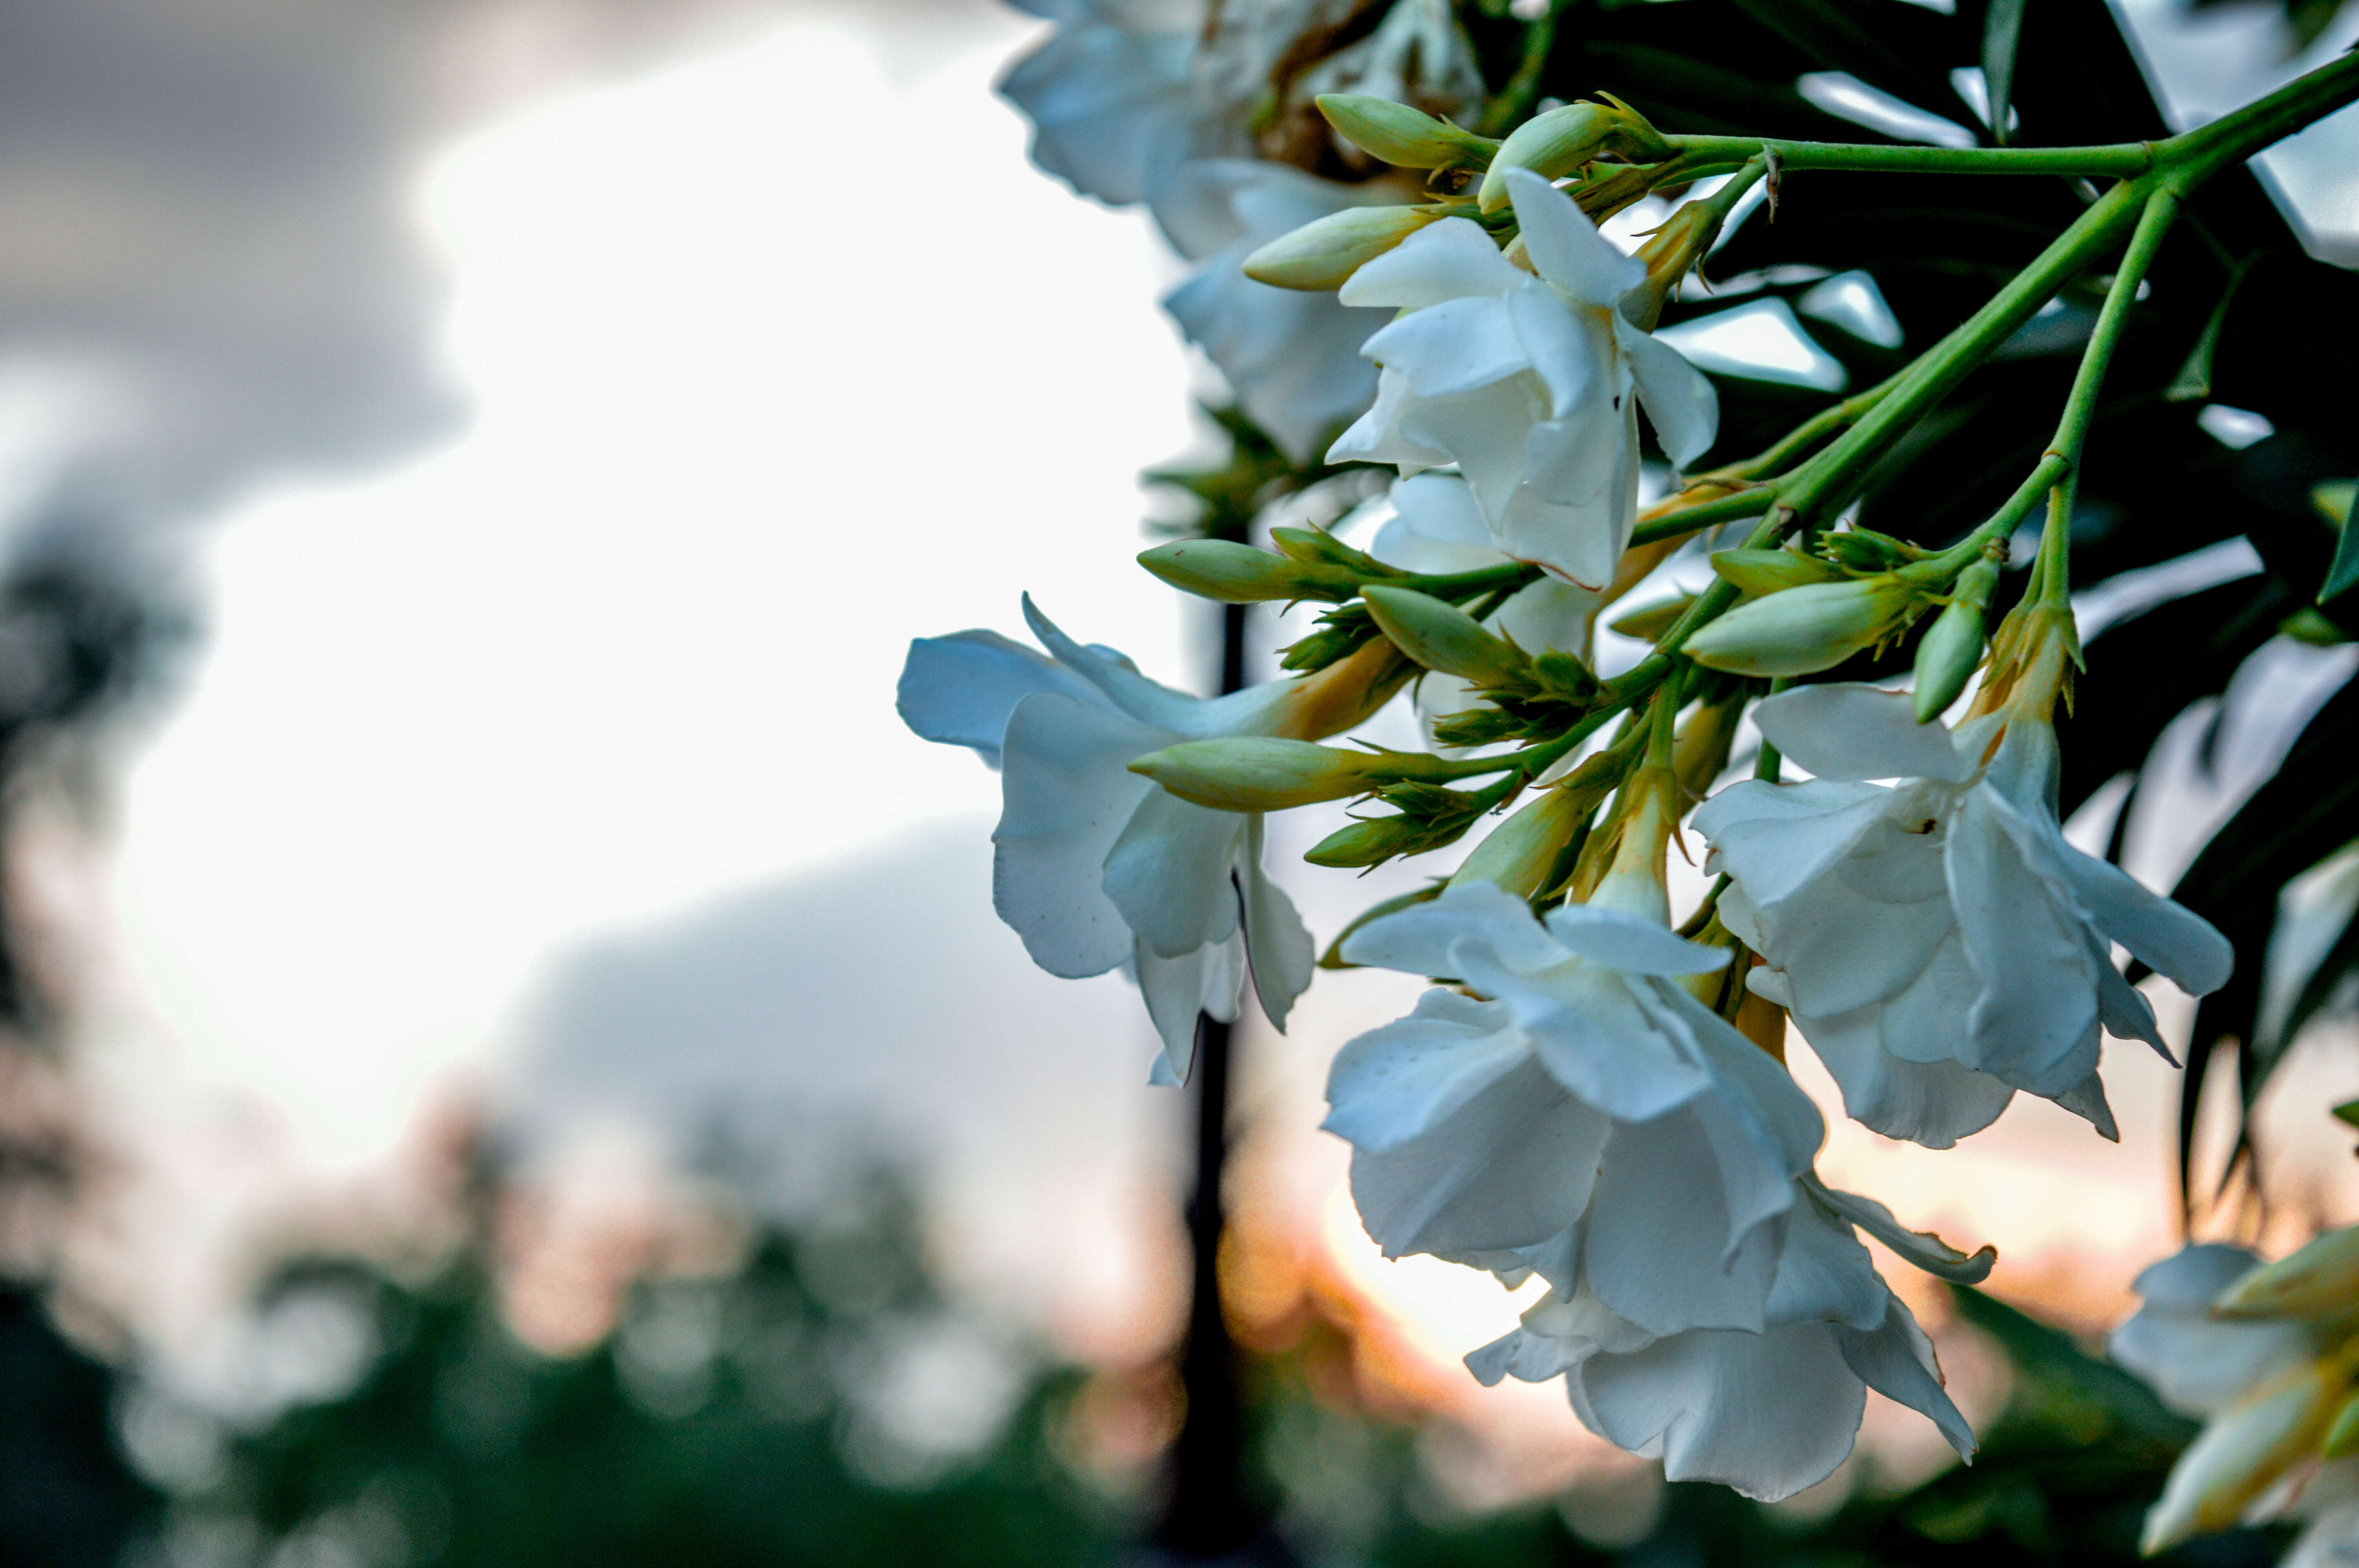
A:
[2166,252,2261,403]
[1981,0,2026,146]
[2321,479,2359,603]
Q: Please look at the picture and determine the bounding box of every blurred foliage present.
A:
[0,1285,160,1567]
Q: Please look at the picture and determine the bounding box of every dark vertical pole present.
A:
[1154,600,1279,1562]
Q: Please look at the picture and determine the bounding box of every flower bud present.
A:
[1912,554,2000,722]
[1607,594,1694,642]
[1623,201,1722,330]
[2214,1224,2359,1321]
[1820,526,1923,572]
[1137,539,1358,603]
[1479,97,1672,214]
[1708,548,1848,598]
[1684,577,1923,678]
[1243,204,1443,291]
[1362,586,1531,688]
[2142,1366,2345,1555]
[1314,94,1498,172]
[1129,738,1394,811]
[1448,786,1591,898]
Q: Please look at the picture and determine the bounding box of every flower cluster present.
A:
[891,0,2315,1515]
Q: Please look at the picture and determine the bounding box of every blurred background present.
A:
[0,0,2354,1564]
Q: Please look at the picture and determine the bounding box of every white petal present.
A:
[2096,938,2175,1060]
[1340,880,1567,978]
[897,629,1106,765]
[1765,1194,1886,1332]
[1806,1178,1995,1283]
[1467,1285,1651,1387]
[1389,472,1494,548]
[1328,368,1451,471]
[1101,788,1245,959]
[1504,279,1609,421]
[1835,1292,1977,1461]
[1949,788,2103,1096]
[1583,1102,1787,1334]
[2132,1242,2264,1308]
[1398,376,1543,528]
[1362,295,1530,399]
[1796,999,2013,1149]
[2060,844,2235,997]
[1502,169,1644,305]
[1543,904,1732,975]
[1242,817,1316,1029]
[1652,983,1826,1170]
[1323,990,1525,1152]
[1339,214,1525,309]
[2051,1067,2119,1140]
[1349,1057,1613,1256]
[1491,575,1602,657]
[1515,972,1715,1123]
[1873,927,1981,1064]
[1136,931,1246,1084]
[1693,778,1892,909]
[1754,683,1979,783]
[1495,402,1637,590]
[1163,241,1383,465]
[993,691,1172,977]
[1021,595,1205,732]
[1620,322,1721,468]
[1577,1323,1866,1501]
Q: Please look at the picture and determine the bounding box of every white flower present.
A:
[1162,163,1399,463]
[1329,168,1718,591]
[1694,684,2234,1148]
[899,595,1343,1081]
[1465,1179,1979,1501]
[998,0,1223,240]
[1321,880,1826,1336]
[2111,1245,2318,1420]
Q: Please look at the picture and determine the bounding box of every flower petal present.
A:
[1805,1177,1995,1283]
[1339,214,1525,309]
[1137,931,1245,1085]
[1323,989,1525,1152]
[1834,1292,1977,1461]
[1242,815,1316,1030]
[1753,683,1979,783]
[1583,1099,1788,1334]
[1503,168,1644,306]
[1329,368,1452,471]
[1389,472,1495,549]
[1694,778,1892,909]
[1576,1322,1866,1502]
[994,690,1172,977]
[1514,971,1714,1123]
[1948,786,2104,1096]
[1339,880,1566,978]
[2059,843,2235,998]
[1504,279,1609,420]
[1620,321,1720,468]
[1361,295,1530,399]
[1765,1193,1886,1332]
[1543,904,1732,976]
[1101,787,1246,959]
[897,629,1107,766]
[1349,1057,1612,1256]
[1021,595,1205,732]
[1793,998,2013,1148]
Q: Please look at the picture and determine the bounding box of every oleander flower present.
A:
[1364,472,1602,737]
[1328,167,1717,591]
[1694,683,2233,1147]
[2111,1239,2359,1555]
[898,595,1401,1080]
[1321,879,1826,1336]
[1465,1177,1980,1501]
[1163,162,1402,462]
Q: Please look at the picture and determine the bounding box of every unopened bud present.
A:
[1314,94,1497,172]
[1244,204,1443,291]
[1684,577,1922,678]
[2214,1224,2359,1321]
[1624,202,1722,330]
[1820,526,1923,572]
[1309,783,1484,868]
[1608,595,1693,642]
[1912,554,2000,722]
[1129,738,1395,811]
[1479,97,1671,214]
[1138,539,1357,603]
[1363,586,1530,688]
[1709,548,1847,598]
[2141,1366,2344,1555]
[1448,786,1591,898]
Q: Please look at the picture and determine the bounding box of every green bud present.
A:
[1362,586,1530,688]
[1315,94,1498,172]
[1129,738,1396,811]
[1307,784,1485,868]
[1685,577,1924,678]
[1607,593,1695,642]
[1910,554,2000,722]
[2326,1390,2359,1461]
[1819,527,1923,572]
[1478,96,1672,214]
[1137,540,1358,604]
[1243,204,1443,291]
[1448,786,1592,898]
[1708,548,1848,598]
[1270,526,1381,572]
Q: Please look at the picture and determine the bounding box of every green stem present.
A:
[1477,0,1565,137]
[1725,374,1902,481]
[1628,486,1777,546]
[2052,189,2181,468]
[1664,134,2159,178]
